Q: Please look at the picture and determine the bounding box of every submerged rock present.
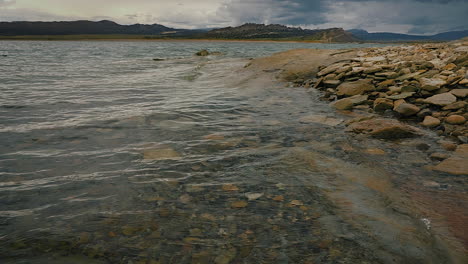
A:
[143,148,181,160]
[432,144,468,175]
[346,118,421,139]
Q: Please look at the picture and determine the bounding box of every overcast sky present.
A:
[0,0,467,34]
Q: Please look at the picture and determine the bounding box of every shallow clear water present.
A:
[0,41,465,263]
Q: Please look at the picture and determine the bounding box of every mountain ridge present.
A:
[347,29,468,42]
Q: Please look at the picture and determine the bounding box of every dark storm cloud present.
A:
[219,0,467,34]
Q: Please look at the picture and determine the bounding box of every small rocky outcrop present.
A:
[195,50,224,56]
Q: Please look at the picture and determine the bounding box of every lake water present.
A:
[0,41,465,263]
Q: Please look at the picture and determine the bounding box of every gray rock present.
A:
[420,77,446,91]
[423,93,457,106]
[450,89,468,98]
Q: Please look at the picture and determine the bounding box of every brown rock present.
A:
[459,79,468,85]
[373,98,394,112]
[336,79,375,96]
[422,116,441,128]
[423,93,457,106]
[445,115,466,125]
[386,92,415,100]
[346,118,421,139]
[442,101,467,110]
[231,201,248,208]
[394,103,421,116]
[323,79,341,88]
[443,63,457,71]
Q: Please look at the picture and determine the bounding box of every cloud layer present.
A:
[0,0,467,34]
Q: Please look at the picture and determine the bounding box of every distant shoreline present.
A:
[0,35,442,44]
[0,35,333,43]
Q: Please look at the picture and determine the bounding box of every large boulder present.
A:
[346,118,421,139]
[336,79,375,96]
[423,93,457,106]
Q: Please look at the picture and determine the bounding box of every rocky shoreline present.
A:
[293,40,468,175]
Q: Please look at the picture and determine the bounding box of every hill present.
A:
[0,20,198,36]
[202,23,359,42]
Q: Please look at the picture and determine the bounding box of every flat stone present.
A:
[423,93,457,106]
[445,115,466,125]
[317,63,347,77]
[394,103,421,116]
[420,77,446,91]
[323,79,341,88]
[363,56,386,62]
[386,92,415,100]
[459,79,468,85]
[422,116,441,128]
[375,71,398,78]
[450,89,468,98]
[336,79,375,96]
[396,71,423,81]
[432,144,468,175]
[346,118,421,139]
[364,66,383,74]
